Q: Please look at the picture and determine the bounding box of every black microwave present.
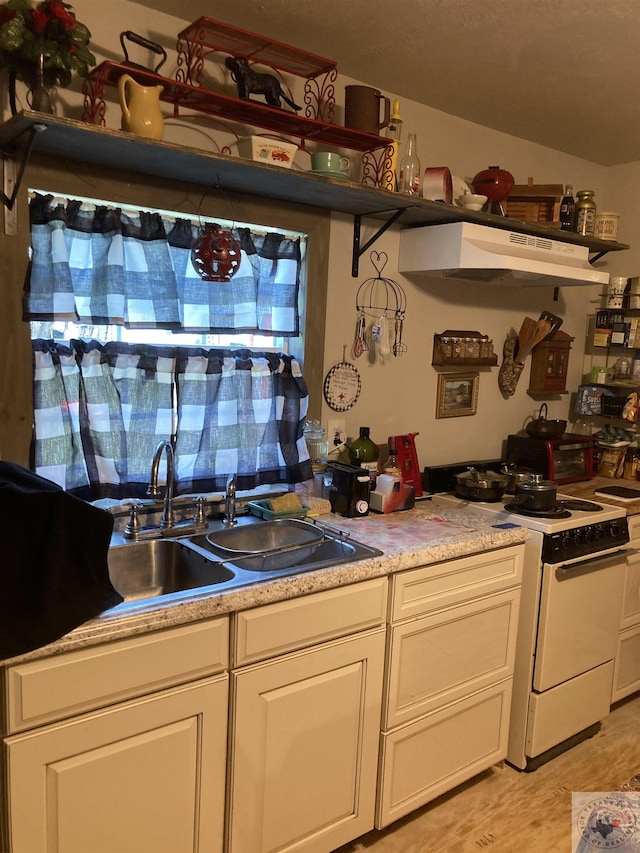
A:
[506,434,595,484]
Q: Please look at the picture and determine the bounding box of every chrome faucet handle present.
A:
[193,495,207,525]
[124,501,142,540]
[224,473,238,527]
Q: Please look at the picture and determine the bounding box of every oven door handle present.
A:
[553,546,637,575]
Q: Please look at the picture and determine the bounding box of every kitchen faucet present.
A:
[123,440,207,540]
[148,439,176,529]
[224,473,238,526]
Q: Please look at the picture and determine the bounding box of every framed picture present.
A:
[436,372,479,418]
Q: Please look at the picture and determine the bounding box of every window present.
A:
[26,191,314,499]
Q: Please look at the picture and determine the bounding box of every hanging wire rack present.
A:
[352,251,407,358]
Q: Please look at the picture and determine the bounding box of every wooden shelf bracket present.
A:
[1,122,47,226]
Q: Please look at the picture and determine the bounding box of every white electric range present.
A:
[433,490,631,770]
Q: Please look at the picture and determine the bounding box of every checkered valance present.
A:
[24,193,302,335]
[32,340,313,499]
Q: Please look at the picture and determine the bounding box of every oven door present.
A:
[549,440,593,484]
[533,548,629,692]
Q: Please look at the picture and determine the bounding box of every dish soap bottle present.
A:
[398,132,421,195]
[349,426,379,484]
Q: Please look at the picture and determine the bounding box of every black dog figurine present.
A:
[225,56,301,111]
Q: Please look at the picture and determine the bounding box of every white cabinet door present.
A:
[611,518,640,703]
[6,676,228,853]
[227,628,385,853]
[384,589,520,729]
[620,549,640,631]
[612,623,640,703]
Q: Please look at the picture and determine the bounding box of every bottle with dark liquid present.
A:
[560,184,575,231]
[349,426,379,486]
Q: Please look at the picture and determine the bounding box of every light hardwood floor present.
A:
[338,694,640,853]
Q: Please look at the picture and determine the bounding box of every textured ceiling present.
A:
[132,0,640,166]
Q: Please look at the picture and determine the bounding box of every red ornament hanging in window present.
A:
[191,225,241,281]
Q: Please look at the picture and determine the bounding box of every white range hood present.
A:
[398,221,609,287]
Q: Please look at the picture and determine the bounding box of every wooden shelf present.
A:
[0,112,631,258]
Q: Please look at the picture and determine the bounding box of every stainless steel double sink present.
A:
[108,516,382,607]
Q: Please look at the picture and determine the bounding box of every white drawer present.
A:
[233,577,387,666]
[384,588,520,729]
[391,545,523,622]
[376,680,512,829]
[4,617,229,733]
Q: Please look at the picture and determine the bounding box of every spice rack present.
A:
[432,331,497,366]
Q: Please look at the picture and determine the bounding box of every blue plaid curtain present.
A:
[32,340,312,499]
[26,192,311,497]
[25,192,301,334]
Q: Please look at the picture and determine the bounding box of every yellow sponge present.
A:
[306,497,331,517]
[268,492,303,513]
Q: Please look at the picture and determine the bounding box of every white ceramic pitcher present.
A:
[118,74,164,140]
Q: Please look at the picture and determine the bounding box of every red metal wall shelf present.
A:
[82,61,388,153]
[177,17,337,79]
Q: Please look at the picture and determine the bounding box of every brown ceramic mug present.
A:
[344,85,390,134]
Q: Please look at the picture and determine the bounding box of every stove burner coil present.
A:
[504,503,571,519]
[556,499,603,512]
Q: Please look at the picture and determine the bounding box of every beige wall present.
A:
[1,0,636,469]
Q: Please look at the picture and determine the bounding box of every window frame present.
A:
[0,153,330,468]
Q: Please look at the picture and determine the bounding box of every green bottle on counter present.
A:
[349,426,379,480]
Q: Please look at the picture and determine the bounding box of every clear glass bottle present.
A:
[384,436,400,474]
[398,132,421,195]
[349,426,379,482]
[559,184,575,231]
[303,419,328,472]
[574,189,597,236]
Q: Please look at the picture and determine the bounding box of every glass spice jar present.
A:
[480,338,494,359]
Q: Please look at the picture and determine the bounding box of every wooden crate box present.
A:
[504,178,564,228]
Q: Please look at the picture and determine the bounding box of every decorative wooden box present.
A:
[528,329,574,395]
[504,178,564,228]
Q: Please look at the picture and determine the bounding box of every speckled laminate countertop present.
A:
[1,499,528,666]
[560,476,640,515]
